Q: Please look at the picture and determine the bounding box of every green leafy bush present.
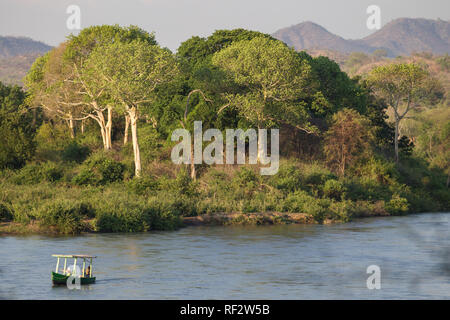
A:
[329,201,354,222]
[62,141,90,163]
[301,164,336,195]
[97,157,125,184]
[0,202,13,221]
[72,153,125,186]
[269,163,302,193]
[385,195,409,215]
[158,169,199,197]
[323,179,346,200]
[94,197,182,232]
[12,162,63,184]
[231,167,261,199]
[126,176,160,195]
[72,169,97,186]
[35,200,85,234]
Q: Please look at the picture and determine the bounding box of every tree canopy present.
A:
[212,37,316,133]
[0,82,35,169]
[367,63,444,162]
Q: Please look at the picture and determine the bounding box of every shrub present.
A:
[97,157,124,184]
[269,163,302,193]
[323,179,346,200]
[72,153,125,186]
[436,54,450,71]
[329,201,354,222]
[231,167,261,199]
[12,162,63,184]
[126,176,160,196]
[10,203,35,224]
[35,200,85,234]
[35,123,71,149]
[40,162,64,182]
[158,169,199,197]
[73,201,96,219]
[355,158,397,185]
[95,204,150,233]
[94,197,182,232]
[301,163,336,195]
[138,125,163,162]
[0,202,13,221]
[307,201,328,223]
[385,195,409,215]
[145,199,185,229]
[202,169,231,196]
[281,190,315,213]
[62,141,90,163]
[72,169,97,186]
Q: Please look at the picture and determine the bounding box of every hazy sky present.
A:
[1,0,449,51]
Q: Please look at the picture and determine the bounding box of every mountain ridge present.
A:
[0,36,52,58]
[273,18,450,57]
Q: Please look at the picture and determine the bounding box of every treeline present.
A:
[0,25,448,234]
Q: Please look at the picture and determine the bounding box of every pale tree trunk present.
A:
[105,106,113,150]
[81,119,85,134]
[94,108,111,150]
[257,124,264,163]
[190,144,196,180]
[68,113,75,139]
[99,125,107,149]
[96,110,108,150]
[128,107,142,178]
[123,114,130,145]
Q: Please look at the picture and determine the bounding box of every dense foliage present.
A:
[0,25,448,235]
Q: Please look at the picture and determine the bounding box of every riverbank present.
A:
[0,210,391,235]
[183,212,315,226]
[1,157,448,236]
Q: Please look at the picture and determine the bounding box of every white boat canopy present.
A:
[52,254,97,258]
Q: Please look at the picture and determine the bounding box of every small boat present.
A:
[51,254,97,285]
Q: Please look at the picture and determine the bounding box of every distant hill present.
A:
[273,21,371,54]
[363,18,450,56]
[273,18,450,57]
[0,54,43,86]
[0,36,52,85]
[0,36,51,58]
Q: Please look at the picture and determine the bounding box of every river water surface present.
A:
[1,212,449,299]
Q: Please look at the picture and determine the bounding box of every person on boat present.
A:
[85,266,91,278]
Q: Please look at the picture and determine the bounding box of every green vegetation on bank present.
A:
[0,26,448,235]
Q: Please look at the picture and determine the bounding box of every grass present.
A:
[0,147,448,235]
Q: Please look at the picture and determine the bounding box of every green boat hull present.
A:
[51,271,96,285]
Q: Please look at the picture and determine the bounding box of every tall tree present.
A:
[25,44,85,139]
[0,82,36,169]
[415,106,450,187]
[324,109,372,176]
[367,63,443,163]
[212,37,317,153]
[26,25,159,150]
[64,25,158,149]
[86,40,178,177]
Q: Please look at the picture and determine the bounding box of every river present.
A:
[0,212,449,299]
